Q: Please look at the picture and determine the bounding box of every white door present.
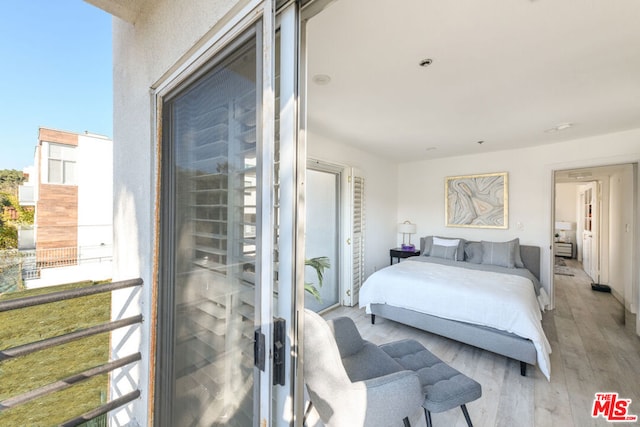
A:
[581,182,600,282]
[342,169,365,307]
[583,231,593,278]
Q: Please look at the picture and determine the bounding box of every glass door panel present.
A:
[304,167,340,312]
[159,30,260,427]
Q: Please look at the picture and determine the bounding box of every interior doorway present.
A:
[553,164,636,320]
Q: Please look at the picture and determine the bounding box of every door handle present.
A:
[273,317,286,386]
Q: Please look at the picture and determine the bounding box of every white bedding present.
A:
[359,259,552,380]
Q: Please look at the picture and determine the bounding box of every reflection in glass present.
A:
[162,37,259,426]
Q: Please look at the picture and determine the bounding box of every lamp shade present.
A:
[398,222,417,234]
[555,221,575,231]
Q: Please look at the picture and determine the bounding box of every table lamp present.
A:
[398,220,417,251]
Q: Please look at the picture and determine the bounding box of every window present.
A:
[47,143,76,184]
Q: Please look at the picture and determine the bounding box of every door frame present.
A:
[550,162,639,336]
[305,159,346,312]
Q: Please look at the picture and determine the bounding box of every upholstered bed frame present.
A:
[370,244,541,376]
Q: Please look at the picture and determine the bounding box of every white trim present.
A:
[258,1,276,424]
[275,3,300,426]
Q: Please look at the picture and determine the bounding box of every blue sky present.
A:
[0,1,112,171]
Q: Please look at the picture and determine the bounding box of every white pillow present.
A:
[433,237,460,247]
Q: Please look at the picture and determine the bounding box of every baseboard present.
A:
[624,308,637,336]
[610,287,624,305]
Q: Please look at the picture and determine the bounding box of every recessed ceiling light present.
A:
[312,74,331,85]
[545,123,573,133]
[419,58,433,67]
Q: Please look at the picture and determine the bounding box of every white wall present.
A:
[610,165,635,310]
[25,261,113,289]
[307,131,399,278]
[77,133,113,247]
[111,1,245,425]
[397,128,640,309]
[555,182,578,246]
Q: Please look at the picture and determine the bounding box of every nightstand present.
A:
[555,242,573,258]
[390,248,421,265]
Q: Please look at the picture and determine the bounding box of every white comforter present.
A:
[359,259,552,380]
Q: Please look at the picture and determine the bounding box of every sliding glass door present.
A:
[157,29,262,426]
[155,2,303,425]
[305,164,341,312]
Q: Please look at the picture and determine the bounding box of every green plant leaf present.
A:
[304,256,331,301]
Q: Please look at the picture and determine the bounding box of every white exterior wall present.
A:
[77,133,113,247]
[110,1,247,425]
[26,261,113,289]
[397,127,640,314]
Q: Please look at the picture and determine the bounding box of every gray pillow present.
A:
[481,240,516,268]
[421,236,465,261]
[464,242,483,264]
[430,244,458,260]
[511,238,525,268]
[421,236,434,256]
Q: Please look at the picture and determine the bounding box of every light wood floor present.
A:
[307,259,640,427]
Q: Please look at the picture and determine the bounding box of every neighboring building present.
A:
[18,127,113,285]
[84,1,640,426]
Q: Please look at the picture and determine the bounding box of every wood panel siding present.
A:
[38,128,79,146]
[36,184,78,250]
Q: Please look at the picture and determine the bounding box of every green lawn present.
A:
[0,281,111,427]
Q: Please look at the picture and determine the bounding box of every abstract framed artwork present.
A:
[445,172,508,229]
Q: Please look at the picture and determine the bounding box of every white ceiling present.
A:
[305,0,640,163]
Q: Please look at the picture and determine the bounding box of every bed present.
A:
[359,237,552,380]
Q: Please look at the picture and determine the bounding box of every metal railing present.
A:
[3,244,114,282]
[0,278,143,426]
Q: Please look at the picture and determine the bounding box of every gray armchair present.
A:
[303,309,423,427]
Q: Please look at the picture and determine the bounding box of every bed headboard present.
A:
[520,245,540,280]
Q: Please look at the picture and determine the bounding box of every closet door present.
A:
[343,169,365,307]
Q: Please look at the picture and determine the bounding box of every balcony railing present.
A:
[0,278,143,426]
[21,245,113,280]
